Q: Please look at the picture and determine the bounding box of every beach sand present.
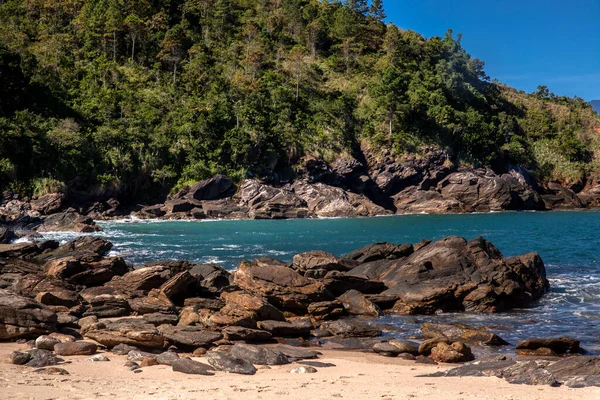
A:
[0,343,598,400]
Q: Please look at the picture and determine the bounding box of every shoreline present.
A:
[1,342,597,400]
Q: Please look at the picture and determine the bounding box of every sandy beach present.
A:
[0,343,598,400]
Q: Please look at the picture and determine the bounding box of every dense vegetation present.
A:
[1,0,599,200]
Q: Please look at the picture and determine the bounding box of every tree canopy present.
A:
[0,0,598,198]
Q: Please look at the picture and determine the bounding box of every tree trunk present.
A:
[131,36,136,61]
[173,62,177,86]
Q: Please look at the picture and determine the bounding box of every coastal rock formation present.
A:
[238,180,309,219]
[0,289,57,339]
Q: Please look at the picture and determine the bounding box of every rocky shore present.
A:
[2,234,599,389]
[3,146,600,235]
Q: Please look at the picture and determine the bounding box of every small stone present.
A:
[33,367,69,375]
[192,348,207,357]
[156,351,180,366]
[35,335,61,351]
[87,355,110,362]
[133,369,143,373]
[10,351,31,365]
[112,343,138,355]
[290,366,317,373]
[124,361,139,368]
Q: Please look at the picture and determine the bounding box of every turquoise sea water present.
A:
[41,211,600,352]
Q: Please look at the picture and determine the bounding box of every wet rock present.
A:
[222,326,272,342]
[230,343,289,365]
[35,335,61,350]
[35,211,101,233]
[337,290,382,317]
[172,357,215,375]
[10,351,31,365]
[370,236,549,314]
[157,325,223,348]
[257,319,313,338]
[307,300,346,321]
[373,342,403,357]
[206,351,257,375]
[233,259,333,312]
[320,320,381,338]
[0,289,57,339]
[430,341,474,363]
[421,323,508,346]
[112,343,138,355]
[290,366,317,373]
[516,337,582,355]
[54,341,97,356]
[156,351,180,366]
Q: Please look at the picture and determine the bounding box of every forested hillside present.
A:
[1,0,599,201]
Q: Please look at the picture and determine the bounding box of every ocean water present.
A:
[40,211,600,353]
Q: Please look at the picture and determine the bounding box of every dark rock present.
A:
[25,349,63,368]
[54,341,97,356]
[0,289,57,339]
[112,343,138,355]
[388,340,419,355]
[0,227,16,244]
[127,350,158,362]
[10,351,31,365]
[307,300,346,321]
[172,357,215,375]
[342,242,414,264]
[421,323,508,346]
[206,351,257,375]
[156,351,180,366]
[293,251,346,275]
[181,175,236,201]
[30,193,66,215]
[34,290,80,308]
[415,355,438,365]
[183,297,224,310]
[320,320,381,338]
[322,274,386,296]
[143,313,178,326]
[337,289,382,316]
[37,237,112,264]
[35,211,101,233]
[163,199,202,214]
[373,342,403,357]
[257,319,313,338]
[372,236,549,314]
[271,344,319,360]
[222,326,272,342]
[157,325,223,348]
[516,337,582,355]
[230,343,289,365]
[158,271,198,304]
[188,263,232,294]
[33,367,69,375]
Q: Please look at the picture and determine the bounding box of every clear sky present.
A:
[385,0,600,101]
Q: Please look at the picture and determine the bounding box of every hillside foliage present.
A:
[0,0,598,199]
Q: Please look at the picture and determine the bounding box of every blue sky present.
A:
[385,0,600,101]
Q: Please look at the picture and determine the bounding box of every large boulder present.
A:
[341,242,414,264]
[229,343,289,365]
[84,320,165,349]
[30,193,66,215]
[337,289,382,316]
[357,236,550,314]
[172,357,215,375]
[34,211,101,233]
[292,181,391,217]
[0,289,57,339]
[206,351,257,375]
[106,265,173,294]
[188,264,232,295]
[157,325,223,348]
[238,180,309,219]
[182,175,236,201]
[233,259,333,312]
[36,237,113,263]
[516,337,582,356]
